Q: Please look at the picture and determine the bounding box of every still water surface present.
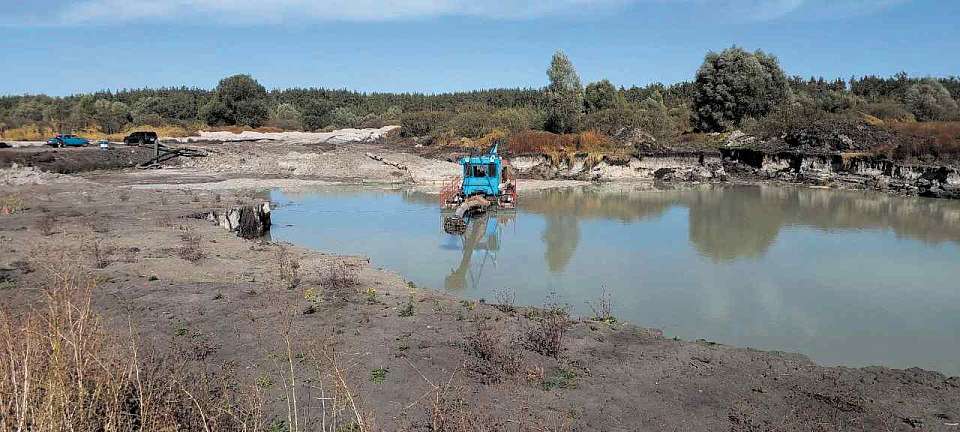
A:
[270,185,960,376]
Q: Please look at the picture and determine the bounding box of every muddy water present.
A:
[270,184,960,376]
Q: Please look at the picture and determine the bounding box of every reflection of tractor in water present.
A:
[440,143,517,233]
[442,213,514,290]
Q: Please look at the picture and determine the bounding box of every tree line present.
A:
[1,47,958,142]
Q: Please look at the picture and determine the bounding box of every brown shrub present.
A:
[506,130,614,156]
[887,121,960,160]
[178,233,204,263]
[464,320,523,384]
[523,299,571,359]
[275,246,301,289]
[318,260,360,289]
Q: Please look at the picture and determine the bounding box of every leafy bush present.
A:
[903,79,960,121]
[751,100,829,138]
[583,101,677,143]
[448,111,496,138]
[810,90,864,114]
[199,98,232,126]
[491,107,543,133]
[92,99,130,134]
[584,79,622,113]
[400,110,454,137]
[299,99,334,131]
[271,103,302,130]
[327,107,358,128]
[233,99,270,128]
[863,100,916,122]
[692,47,791,131]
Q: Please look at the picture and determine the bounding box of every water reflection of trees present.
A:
[396,184,960,266]
[687,188,786,262]
[542,215,580,272]
[515,185,960,263]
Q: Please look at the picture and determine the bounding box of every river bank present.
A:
[2,155,960,430]
[3,126,959,202]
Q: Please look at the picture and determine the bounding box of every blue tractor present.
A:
[441,143,516,211]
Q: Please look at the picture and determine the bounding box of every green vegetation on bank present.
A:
[1,47,959,155]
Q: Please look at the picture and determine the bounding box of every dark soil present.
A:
[0,145,156,173]
[2,174,958,431]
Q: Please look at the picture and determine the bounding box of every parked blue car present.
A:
[47,134,90,147]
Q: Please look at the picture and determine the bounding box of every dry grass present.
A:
[505,130,628,167]
[0,125,56,141]
[1,194,25,215]
[178,233,205,263]
[0,124,199,141]
[886,121,960,159]
[1,240,375,432]
[506,130,613,155]
[0,250,265,432]
[275,246,302,289]
[587,286,615,324]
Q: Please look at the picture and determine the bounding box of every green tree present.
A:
[300,99,334,131]
[544,50,584,133]
[43,99,72,133]
[584,79,622,113]
[204,74,270,127]
[329,107,359,128]
[199,99,231,126]
[70,95,97,130]
[11,99,46,126]
[131,97,163,126]
[93,99,131,134]
[903,79,959,121]
[271,103,302,130]
[156,92,199,122]
[383,105,402,123]
[692,47,791,131]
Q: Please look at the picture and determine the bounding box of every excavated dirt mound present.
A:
[764,118,899,154]
[0,145,156,173]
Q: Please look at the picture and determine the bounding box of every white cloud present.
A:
[54,0,636,23]
[3,0,910,25]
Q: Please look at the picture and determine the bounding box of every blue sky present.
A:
[0,0,957,96]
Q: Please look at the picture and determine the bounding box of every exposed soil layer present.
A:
[0,144,156,173]
[2,168,959,431]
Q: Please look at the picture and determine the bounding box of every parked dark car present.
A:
[123,131,158,145]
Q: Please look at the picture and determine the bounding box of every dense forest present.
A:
[1,47,958,150]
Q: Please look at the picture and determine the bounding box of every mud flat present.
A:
[1,135,959,429]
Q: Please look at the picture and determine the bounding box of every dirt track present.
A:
[2,139,960,430]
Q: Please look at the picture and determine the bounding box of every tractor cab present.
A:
[460,153,502,197]
[440,143,517,214]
